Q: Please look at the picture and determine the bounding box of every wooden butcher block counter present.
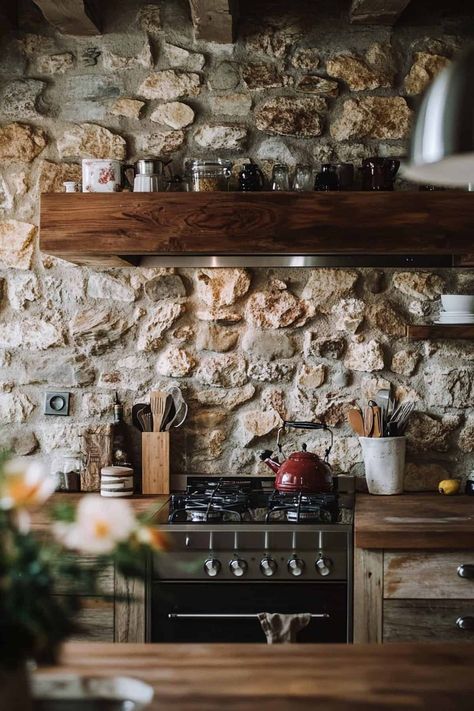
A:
[355,493,474,549]
[354,493,474,644]
[36,641,474,710]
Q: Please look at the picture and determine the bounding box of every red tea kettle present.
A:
[260,421,334,494]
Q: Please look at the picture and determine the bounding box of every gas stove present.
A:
[151,476,354,643]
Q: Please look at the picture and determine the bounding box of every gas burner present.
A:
[266,491,339,524]
[164,477,351,525]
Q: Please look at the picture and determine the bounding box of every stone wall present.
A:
[0,0,473,487]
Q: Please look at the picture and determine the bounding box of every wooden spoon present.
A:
[347,408,365,437]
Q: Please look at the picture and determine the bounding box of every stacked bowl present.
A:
[436,295,474,324]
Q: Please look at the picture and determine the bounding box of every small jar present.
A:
[62,454,83,492]
[466,469,474,496]
[271,164,290,191]
[314,164,340,191]
[292,164,313,192]
[185,159,233,192]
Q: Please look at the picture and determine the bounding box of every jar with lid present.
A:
[185,159,233,192]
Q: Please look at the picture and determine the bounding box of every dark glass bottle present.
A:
[314,164,340,191]
[112,393,132,467]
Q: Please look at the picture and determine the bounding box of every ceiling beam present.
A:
[32,0,100,35]
[188,0,238,43]
[350,0,412,25]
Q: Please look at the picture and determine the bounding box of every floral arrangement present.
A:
[0,451,166,668]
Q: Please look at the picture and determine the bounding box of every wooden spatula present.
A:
[347,408,365,436]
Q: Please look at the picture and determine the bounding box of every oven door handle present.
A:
[168,613,330,620]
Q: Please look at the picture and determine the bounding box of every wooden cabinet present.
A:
[354,548,474,643]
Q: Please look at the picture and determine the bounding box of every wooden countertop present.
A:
[355,493,474,549]
[31,494,169,533]
[37,641,474,710]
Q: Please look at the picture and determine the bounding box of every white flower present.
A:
[54,495,136,555]
[0,459,55,511]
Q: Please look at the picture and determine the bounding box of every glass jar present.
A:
[314,164,340,191]
[271,164,290,191]
[185,159,233,192]
[292,164,313,192]
[61,454,83,492]
[466,469,474,496]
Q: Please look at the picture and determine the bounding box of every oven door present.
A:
[151,582,347,643]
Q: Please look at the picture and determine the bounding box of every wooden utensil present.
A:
[364,406,375,437]
[371,405,383,438]
[347,408,365,436]
[150,391,167,433]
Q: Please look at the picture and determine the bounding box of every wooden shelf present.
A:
[406,324,474,340]
[39,191,474,266]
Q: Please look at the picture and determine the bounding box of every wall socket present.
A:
[44,391,71,416]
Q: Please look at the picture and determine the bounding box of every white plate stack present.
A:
[436,295,474,324]
[100,465,134,497]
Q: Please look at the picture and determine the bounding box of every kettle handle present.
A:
[283,421,329,430]
[277,421,333,463]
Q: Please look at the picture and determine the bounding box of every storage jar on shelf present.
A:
[186,159,233,192]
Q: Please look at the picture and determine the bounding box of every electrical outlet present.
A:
[44,391,70,416]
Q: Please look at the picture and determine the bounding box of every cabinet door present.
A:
[384,599,474,642]
[384,552,474,599]
[52,596,114,642]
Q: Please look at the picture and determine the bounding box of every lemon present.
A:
[438,479,461,495]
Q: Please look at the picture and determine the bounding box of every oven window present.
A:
[152,582,347,643]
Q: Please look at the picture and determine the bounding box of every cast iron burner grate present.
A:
[168,477,341,524]
[266,490,339,524]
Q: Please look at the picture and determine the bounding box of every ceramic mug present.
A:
[82,159,123,192]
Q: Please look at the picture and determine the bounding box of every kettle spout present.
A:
[259,449,280,474]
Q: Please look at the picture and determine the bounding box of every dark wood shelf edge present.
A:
[39,191,474,263]
[406,325,474,340]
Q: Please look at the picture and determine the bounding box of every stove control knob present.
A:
[287,556,305,577]
[229,558,248,577]
[260,556,278,577]
[315,555,332,577]
[204,558,221,577]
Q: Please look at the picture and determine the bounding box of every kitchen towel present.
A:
[258,613,311,644]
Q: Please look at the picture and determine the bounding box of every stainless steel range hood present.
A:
[141,254,456,268]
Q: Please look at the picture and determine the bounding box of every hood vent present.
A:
[141,254,455,268]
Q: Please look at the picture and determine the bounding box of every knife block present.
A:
[141,432,170,494]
